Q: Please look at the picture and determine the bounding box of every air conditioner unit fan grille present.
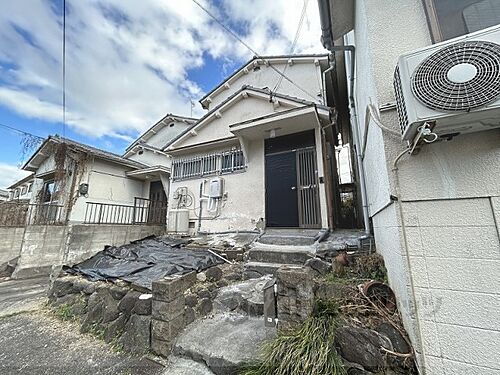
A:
[411,41,500,111]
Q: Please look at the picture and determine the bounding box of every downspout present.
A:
[318,0,370,234]
[321,55,335,105]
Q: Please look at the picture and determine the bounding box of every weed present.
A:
[88,323,105,340]
[53,304,76,321]
[352,254,388,282]
[239,301,346,375]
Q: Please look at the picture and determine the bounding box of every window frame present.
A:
[422,0,444,43]
[423,0,500,43]
[41,179,58,204]
[172,148,246,182]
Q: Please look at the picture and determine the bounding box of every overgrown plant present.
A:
[239,300,346,375]
[351,254,388,282]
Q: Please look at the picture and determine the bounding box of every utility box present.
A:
[209,177,224,198]
[167,209,189,233]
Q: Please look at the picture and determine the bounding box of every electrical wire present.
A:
[0,122,44,140]
[273,0,309,92]
[190,0,318,101]
[62,0,66,138]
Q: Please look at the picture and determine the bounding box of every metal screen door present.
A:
[296,147,321,228]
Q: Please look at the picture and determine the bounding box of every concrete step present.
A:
[172,313,276,375]
[213,276,270,316]
[243,261,298,279]
[247,246,313,265]
[256,234,316,246]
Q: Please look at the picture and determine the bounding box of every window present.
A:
[424,0,500,42]
[172,148,246,181]
[14,189,19,198]
[28,183,33,193]
[21,186,27,195]
[41,180,57,203]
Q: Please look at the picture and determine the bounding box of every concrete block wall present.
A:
[65,224,165,265]
[0,227,25,264]
[13,225,68,278]
[151,272,196,357]
[401,197,500,374]
[12,224,166,278]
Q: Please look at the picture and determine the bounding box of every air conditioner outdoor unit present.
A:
[394,24,500,142]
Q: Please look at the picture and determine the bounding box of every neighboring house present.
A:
[7,174,34,202]
[165,54,343,233]
[4,114,197,225]
[20,135,149,224]
[0,189,9,202]
[318,1,500,374]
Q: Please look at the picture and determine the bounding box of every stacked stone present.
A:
[48,275,152,354]
[275,266,315,331]
[151,271,196,357]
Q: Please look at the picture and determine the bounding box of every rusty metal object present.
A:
[361,280,396,313]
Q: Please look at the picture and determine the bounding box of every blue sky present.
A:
[0,0,325,188]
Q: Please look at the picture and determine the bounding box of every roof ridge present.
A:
[199,53,329,105]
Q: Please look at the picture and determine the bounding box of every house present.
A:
[6,174,34,202]
[0,189,8,202]
[4,113,197,225]
[1,115,196,276]
[165,54,344,233]
[318,1,500,374]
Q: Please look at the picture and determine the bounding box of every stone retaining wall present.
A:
[151,263,244,357]
[49,263,245,357]
[48,275,153,354]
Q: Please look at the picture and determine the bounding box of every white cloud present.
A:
[0,0,325,141]
[0,162,31,189]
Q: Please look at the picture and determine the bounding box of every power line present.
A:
[273,0,309,92]
[190,0,318,101]
[62,0,66,137]
[0,122,45,140]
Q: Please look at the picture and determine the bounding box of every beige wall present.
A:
[349,1,500,374]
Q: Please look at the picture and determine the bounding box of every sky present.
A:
[0,0,326,189]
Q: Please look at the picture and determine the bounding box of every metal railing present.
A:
[0,202,65,227]
[83,198,167,225]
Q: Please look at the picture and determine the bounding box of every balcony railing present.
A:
[0,202,65,227]
[83,198,167,225]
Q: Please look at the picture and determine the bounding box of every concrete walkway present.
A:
[0,276,49,317]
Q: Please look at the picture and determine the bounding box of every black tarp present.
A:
[66,236,223,290]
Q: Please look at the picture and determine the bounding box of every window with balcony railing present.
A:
[172,148,246,181]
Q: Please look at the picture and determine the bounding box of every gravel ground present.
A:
[0,312,165,375]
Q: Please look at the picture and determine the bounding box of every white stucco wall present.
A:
[179,96,298,149]
[205,59,326,110]
[143,119,192,149]
[168,138,266,233]
[69,158,149,222]
[127,149,170,167]
[349,1,500,374]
